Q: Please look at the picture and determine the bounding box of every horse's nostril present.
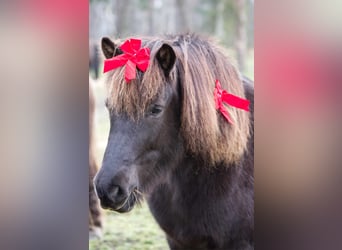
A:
[109,185,125,200]
[109,185,119,197]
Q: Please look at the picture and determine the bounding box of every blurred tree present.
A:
[89,0,253,73]
[112,0,131,37]
[247,0,254,48]
[147,0,155,35]
[175,0,190,32]
[234,0,247,72]
[215,0,225,39]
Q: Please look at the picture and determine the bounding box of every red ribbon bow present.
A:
[214,80,250,124]
[103,38,150,83]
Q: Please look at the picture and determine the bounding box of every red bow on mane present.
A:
[103,38,150,83]
[214,80,250,124]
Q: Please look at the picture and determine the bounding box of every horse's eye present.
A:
[149,105,163,117]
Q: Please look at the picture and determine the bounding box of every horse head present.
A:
[94,38,180,212]
[94,35,250,213]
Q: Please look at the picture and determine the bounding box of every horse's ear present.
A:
[156,44,176,76]
[101,37,122,59]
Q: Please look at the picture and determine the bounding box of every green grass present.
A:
[89,203,168,250]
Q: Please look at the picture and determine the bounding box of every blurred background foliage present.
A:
[90,0,254,76]
[89,1,253,249]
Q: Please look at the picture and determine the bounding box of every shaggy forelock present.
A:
[106,38,170,119]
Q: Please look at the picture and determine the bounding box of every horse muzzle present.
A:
[94,176,140,213]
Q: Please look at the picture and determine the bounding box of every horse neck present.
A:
[167,154,242,194]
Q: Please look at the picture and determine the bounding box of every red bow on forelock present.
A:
[214,80,250,124]
[103,38,150,83]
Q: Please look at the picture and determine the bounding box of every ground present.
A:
[89,204,168,250]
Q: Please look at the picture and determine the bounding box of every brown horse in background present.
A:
[89,78,103,239]
[89,41,100,80]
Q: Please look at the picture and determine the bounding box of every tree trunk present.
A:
[112,0,131,37]
[215,0,225,39]
[147,0,155,35]
[235,0,247,72]
[175,0,189,32]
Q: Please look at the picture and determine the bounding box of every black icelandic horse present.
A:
[94,34,254,250]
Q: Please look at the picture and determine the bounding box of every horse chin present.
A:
[111,193,137,213]
[114,203,134,213]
